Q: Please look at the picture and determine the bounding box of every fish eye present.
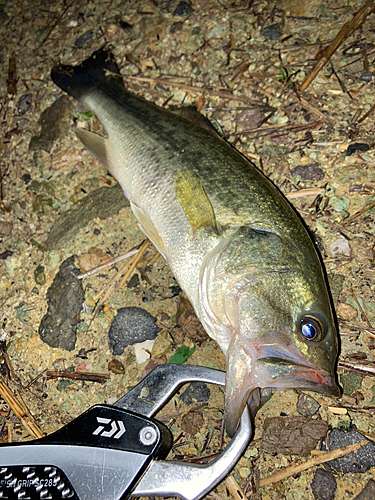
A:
[300,316,323,341]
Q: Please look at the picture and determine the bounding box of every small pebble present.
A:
[18,93,32,116]
[236,108,264,131]
[353,479,375,500]
[260,23,282,40]
[340,371,363,396]
[108,307,161,355]
[337,302,357,321]
[239,467,250,478]
[180,382,210,405]
[170,21,184,33]
[160,312,170,322]
[311,468,337,500]
[108,358,125,374]
[0,222,13,236]
[359,72,372,83]
[75,30,93,48]
[329,238,351,258]
[134,339,155,363]
[346,142,370,156]
[181,409,203,435]
[34,264,46,285]
[127,273,140,289]
[173,1,193,16]
[52,358,66,371]
[119,21,132,32]
[291,163,324,181]
[322,429,375,473]
[106,23,119,38]
[39,257,84,351]
[297,392,320,418]
[151,334,171,357]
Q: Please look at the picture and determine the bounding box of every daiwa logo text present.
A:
[92,417,126,439]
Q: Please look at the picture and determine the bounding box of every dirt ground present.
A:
[1,0,375,499]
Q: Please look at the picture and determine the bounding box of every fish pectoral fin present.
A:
[76,128,110,168]
[175,170,218,234]
[130,202,166,258]
[225,343,257,437]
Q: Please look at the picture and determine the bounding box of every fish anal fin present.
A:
[130,202,166,258]
[175,170,218,234]
[76,128,109,168]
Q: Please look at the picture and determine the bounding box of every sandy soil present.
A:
[1,0,375,498]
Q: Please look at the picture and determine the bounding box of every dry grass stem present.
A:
[149,251,161,265]
[286,188,324,199]
[117,240,150,288]
[0,379,43,439]
[77,247,139,279]
[93,259,130,302]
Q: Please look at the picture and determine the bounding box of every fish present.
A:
[51,49,340,437]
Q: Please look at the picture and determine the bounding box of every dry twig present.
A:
[123,75,261,105]
[300,0,375,91]
[0,166,10,213]
[338,360,375,376]
[46,370,110,384]
[259,440,367,487]
[38,0,76,48]
[358,102,375,124]
[343,199,375,224]
[225,475,246,500]
[232,120,322,138]
[7,56,17,95]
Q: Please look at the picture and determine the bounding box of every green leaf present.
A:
[76,111,95,120]
[169,345,196,365]
[277,67,289,82]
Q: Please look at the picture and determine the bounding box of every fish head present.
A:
[201,227,340,437]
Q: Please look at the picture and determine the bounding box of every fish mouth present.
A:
[256,356,341,398]
[243,332,340,398]
[225,334,340,437]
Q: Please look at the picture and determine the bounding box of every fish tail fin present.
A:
[51,48,120,100]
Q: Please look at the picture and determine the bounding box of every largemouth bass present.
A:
[51,50,340,436]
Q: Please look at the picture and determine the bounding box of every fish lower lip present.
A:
[290,372,341,397]
[256,357,340,396]
[314,380,341,398]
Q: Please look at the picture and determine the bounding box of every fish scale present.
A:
[51,49,340,437]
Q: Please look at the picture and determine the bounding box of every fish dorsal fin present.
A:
[175,170,218,234]
[130,201,167,258]
[76,128,109,168]
[168,105,217,134]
